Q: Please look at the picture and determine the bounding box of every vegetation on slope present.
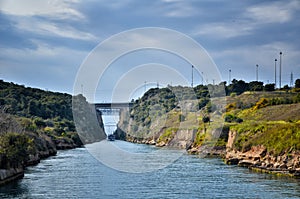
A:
[0,80,84,173]
[119,79,300,155]
[230,121,300,155]
[0,80,73,120]
[224,89,300,155]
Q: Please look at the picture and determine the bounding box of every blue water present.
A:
[0,141,299,198]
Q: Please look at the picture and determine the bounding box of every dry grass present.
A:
[238,103,300,122]
[225,91,299,110]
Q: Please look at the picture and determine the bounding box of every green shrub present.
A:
[224,114,243,123]
[225,102,236,112]
[0,132,34,168]
[230,92,237,97]
[178,114,185,122]
[202,116,210,123]
[34,118,46,128]
[193,129,205,146]
[158,128,178,143]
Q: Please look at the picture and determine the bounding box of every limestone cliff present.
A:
[115,86,300,178]
[225,130,300,177]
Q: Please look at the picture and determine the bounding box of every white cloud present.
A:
[0,39,87,63]
[0,39,89,92]
[193,0,300,39]
[83,0,133,10]
[193,22,253,39]
[15,18,98,41]
[0,0,98,41]
[245,0,300,24]
[0,0,84,20]
[160,0,198,18]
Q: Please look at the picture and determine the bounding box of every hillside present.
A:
[117,85,300,148]
[116,84,300,177]
[0,80,73,120]
[0,80,80,145]
[0,80,101,185]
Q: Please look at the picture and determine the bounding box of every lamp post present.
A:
[229,69,231,85]
[274,59,277,88]
[191,65,194,88]
[279,52,282,89]
[256,64,259,81]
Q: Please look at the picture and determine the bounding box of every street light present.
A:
[256,64,259,81]
[191,65,194,88]
[229,69,231,85]
[279,52,282,89]
[274,59,277,88]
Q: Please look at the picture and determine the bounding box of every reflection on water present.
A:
[0,141,299,198]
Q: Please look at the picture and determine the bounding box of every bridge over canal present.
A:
[93,102,134,115]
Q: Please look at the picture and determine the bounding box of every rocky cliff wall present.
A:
[0,133,82,186]
[0,167,24,186]
[225,130,300,177]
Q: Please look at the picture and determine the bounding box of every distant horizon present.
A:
[1,76,298,104]
[1,64,298,95]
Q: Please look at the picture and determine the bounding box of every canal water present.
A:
[0,140,299,198]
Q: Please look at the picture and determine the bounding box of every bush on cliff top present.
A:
[0,132,34,169]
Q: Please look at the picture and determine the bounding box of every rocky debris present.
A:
[225,130,300,177]
[225,146,300,177]
[156,141,166,147]
[188,145,226,157]
[125,129,196,150]
[148,139,156,145]
[55,138,78,150]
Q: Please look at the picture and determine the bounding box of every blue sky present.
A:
[0,0,300,101]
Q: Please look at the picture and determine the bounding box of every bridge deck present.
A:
[94,102,134,109]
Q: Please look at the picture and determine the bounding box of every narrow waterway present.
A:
[0,141,299,198]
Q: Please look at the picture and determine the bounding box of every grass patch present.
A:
[157,127,178,143]
[231,121,300,155]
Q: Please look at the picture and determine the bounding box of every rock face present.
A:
[0,167,24,186]
[167,129,196,149]
[225,131,300,177]
[118,127,197,150]
[0,133,82,186]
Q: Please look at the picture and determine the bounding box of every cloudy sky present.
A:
[0,0,300,101]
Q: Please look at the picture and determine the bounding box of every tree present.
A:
[295,79,300,88]
[34,118,46,128]
[202,116,210,123]
[264,83,275,91]
[249,81,264,91]
[227,79,249,95]
[0,132,34,168]
[202,116,210,133]
[283,85,290,91]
